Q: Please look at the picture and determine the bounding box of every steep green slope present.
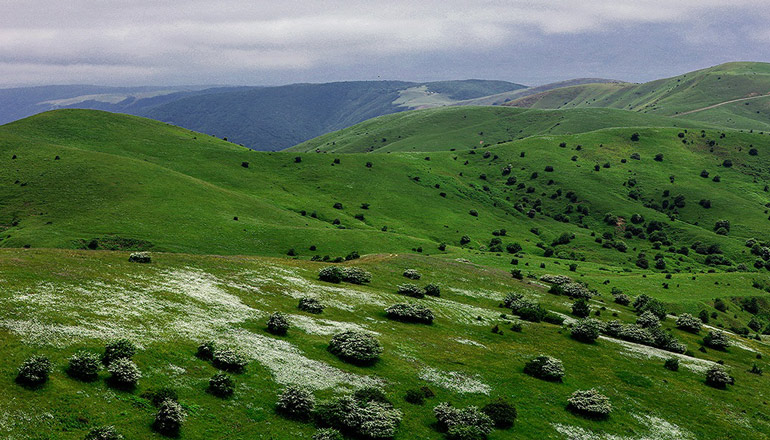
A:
[505,62,770,130]
[289,106,713,153]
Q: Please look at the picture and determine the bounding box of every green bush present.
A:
[433,402,493,437]
[571,299,590,318]
[196,341,216,360]
[342,267,372,284]
[298,297,325,314]
[84,426,123,440]
[313,428,344,440]
[319,266,345,283]
[675,313,702,333]
[328,331,383,365]
[613,293,631,306]
[704,330,730,350]
[664,358,679,371]
[506,243,522,254]
[397,283,425,298]
[276,385,315,420]
[153,399,186,436]
[267,311,290,336]
[107,358,141,388]
[705,365,733,389]
[16,355,52,387]
[385,303,434,324]
[567,389,611,419]
[212,348,249,373]
[208,373,234,397]
[636,311,661,329]
[571,319,601,343]
[403,269,422,280]
[102,339,136,366]
[67,351,100,381]
[424,283,441,297]
[523,355,565,381]
[481,398,517,429]
[314,394,402,439]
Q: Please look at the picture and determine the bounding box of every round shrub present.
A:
[107,358,141,388]
[613,293,631,306]
[102,339,136,366]
[567,389,611,419]
[571,319,602,343]
[319,266,345,283]
[385,303,434,324]
[705,365,733,389]
[571,299,590,318]
[481,398,517,429]
[664,358,679,371]
[397,283,425,298]
[196,340,216,360]
[313,428,344,440]
[277,385,316,419]
[636,311,661,329]
[618,325,655,346]
[153,399,186,436]
[540,274,572,285]
[208,373,234,397]
[403,269,422,280]
[343,267,372,284]
[704,330,730,350]
[128,252,151,263]
[84,426,123,440]
[675,313,702,333]
[523,355,565,381]
[67,351,101,381]
[298,297,325,314]
[314,394,402,439]
[267,311,290,336]
[328,331,383,365]
[212,348,248,373]
[602,320,623,338]
[561,282,591,299]
[424,283,441,297]
[16,355,52,386]
[433,402,493,436]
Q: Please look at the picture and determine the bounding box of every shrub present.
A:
[664,358,679,371]
[385,303,434,324]
[397,283,425,298]
[128,252,151,263]
[313,428,344,440]
[153,399,186,436]
[460,235,471,245]
[328,331,383,365]
[424,283,441,297]
[84,426,123,440]
[636,311,661,329]
[299,297,325,314]
[267,312,290,336]
[603,320,623,338]
[571,299,590,318]
[102,339,136,365]
[523,355,565,381]
[561,282,591,299]
[16,355,52,386]
[319,266,345,283]
[544,313,565,325]
[654,153,664,161]
[618,324,655,346]
[343,267,372,284]
[403,269,422,280]
[203,372,235,397]
[276,385,315,420]
[142,387,178,407]
[433,402,493,437]
[675,313,702,333]
[405,388,427,405]
[196,341,217,360]
[705,365,733,389]
[314,394,402,439]
[469,209,479,217]
[354,386,391,405]
[481,398,517,429]
[212,348,248,373]
[650,329,686,353]
[107,358,141,388]
[506,242,522,254]
[571,319,601,343]
[567,389,611,419]
[67,351,100,381]
[704,330,730,350]
[613,294,631,306]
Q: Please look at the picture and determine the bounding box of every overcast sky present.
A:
[2,0,769,87]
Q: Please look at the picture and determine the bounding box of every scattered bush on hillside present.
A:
[705,365,733,389]
[434,402,494,439]
[424,283,441,297]
[385,303,434,324]
[403,269,422,279]
[541,274,572,285]
[141,387,178,407]
[328,331,383,365]
[613,293,631,306]
[102,339,136,366]
[630,132,640,141]
[107,358,141,389]
[276,385,315,420]
[314,394,402,439]
[481,398,517,429]
[298,297,325,314]
[84,426,123,440]
[208,373,234,397]
[636,311,661,329]
[561,282,592,299]
[571,299,591,318]
[469,209,479,217]
[633,295,667,320]
[567,389,612,419]
[704,330,730,350]
[128,252,151,263]
[505,294,549,323]
[523,355,565,381]
[196,341,217,360]
[313,428,344,440]
[212,348,249,373]
[676,313,702,333]
[319,266,345,283]
[16,355,52,387]
[506,242,522,254]
[397,283,425,298]
[343,267,372,284]
[460,235,471,245]
[267,312,290,336]
[67,351,100,381]
[617,324,655,346]
[571,319,602,343]
[153,399,186,436]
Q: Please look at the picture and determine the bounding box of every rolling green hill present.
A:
[504,62,770,131]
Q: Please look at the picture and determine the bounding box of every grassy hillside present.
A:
[504,62,770,130]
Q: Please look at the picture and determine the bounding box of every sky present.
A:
[2,0,770,87]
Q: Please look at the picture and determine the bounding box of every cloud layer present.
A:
[2,0,769,86]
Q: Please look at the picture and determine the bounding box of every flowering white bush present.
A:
[603,320,623,337]
[561,282,591,299]
[153,399,186,436]
[328,331,383,365]
[433,402,493,436]
[128,252,151,263]
[540,274,572,285]
[298,297,325,314]
[403,269,422,280]
[636,311,661,329]
[267,311,290,336]
[397,283,425,298]
[571,319,602,343]
[67,351,100,381]
[208,372,234,397]
[276,385,315,419]
[613,293,631,306]
[705,365,733,389]
[385,303,434,324]
[17,355,52,386]
[567,389,611,419]
[319,266,345,283]
[315,394,402,439]
[212,348,249,372]
[617,324,655,346]
[704,330,730,350]
[675,313,702,333]
[107,358,141,387]
[342,267,372,284]
[313,428,343,440]
[523,355,565,381]
[424,283,441,297]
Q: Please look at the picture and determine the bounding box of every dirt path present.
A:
[674,92,770,116]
